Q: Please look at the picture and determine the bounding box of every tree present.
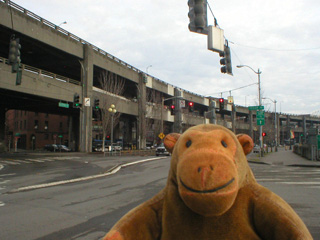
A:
[97,70,125,153]
[145,88,162,146]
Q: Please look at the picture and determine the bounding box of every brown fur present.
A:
[103,124,312,240]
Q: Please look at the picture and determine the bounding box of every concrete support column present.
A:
[174,88,183,133]
[249,110,253,140]
[80,44,93,152]
[303,116,307,143]
[0,108,6,152]
[138,73,147,149]
[209,99,216,124]
[231,104,236,133]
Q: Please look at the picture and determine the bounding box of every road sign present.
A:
[256,111,265,118]
[84,98,90,107]
[248,106,264,111]
[180,100,185,108]
[158,133,165,139]
[58,102,69,108]
[257,119,265,126]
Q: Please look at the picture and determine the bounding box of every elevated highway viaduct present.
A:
[0,1,319,152]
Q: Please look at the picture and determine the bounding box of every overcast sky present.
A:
[13,0,320,115]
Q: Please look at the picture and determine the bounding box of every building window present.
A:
[34,120,39,130]
[60,122,63,129]
[44,134,49,140]
[45,121,48,130]
[24,120,26,130]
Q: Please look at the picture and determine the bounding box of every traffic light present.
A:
[262,132,267,137]
[73,93,81,108]
[219,45,232,75]
[188,101,194,112]
[188,0,208,34]
[93,98,100,110]
[219,98,224,111]
[8,35,21,73]
[170,105,175,115]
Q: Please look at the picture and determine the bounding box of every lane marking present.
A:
[279,182,320,185]
[0,201,5,207]
[0,173,16,177]
[25,159,45,162]
[8,157,167,193]
[0,164,3,171]
[15,160,32,164]
[0,161,20,165]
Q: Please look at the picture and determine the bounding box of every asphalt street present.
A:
[0,148,319,239]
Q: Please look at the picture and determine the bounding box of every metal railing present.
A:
[0,56,80,86]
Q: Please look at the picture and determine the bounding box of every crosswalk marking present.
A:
[15,160,32,164]
[0,160,20,165]
[0,156,81,166]
[25,159,45,162]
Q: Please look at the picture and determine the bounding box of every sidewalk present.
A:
[248,146,320,167]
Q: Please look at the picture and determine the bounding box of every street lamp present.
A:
[108,104,117,154]
[58,21,67,27]
[263,97,278,152]
[237,64,263,157]
[146,65,152,74]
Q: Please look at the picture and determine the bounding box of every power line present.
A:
[229,41,320,52]
[206,82,257,96]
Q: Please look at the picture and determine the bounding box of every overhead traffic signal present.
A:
[219,45,232,75]
[93,98,100,110]
[188,0,208,34]
[219,98,224,111]
[73,93,81,108]
[188,101,194,112]
[170,105,175,115]
[262,132,267,137]
[8,35,21,73]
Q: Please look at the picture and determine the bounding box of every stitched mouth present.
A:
[180,178,235,194]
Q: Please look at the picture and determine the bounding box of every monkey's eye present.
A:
[186,140,192,148]
[221,140,227,148]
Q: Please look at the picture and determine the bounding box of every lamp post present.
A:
[237,65,263,157]
[108,104,117,154]
[263,97,278,152]
[161,96,182,141]
[146,65,152,74]
[58,21,67,27]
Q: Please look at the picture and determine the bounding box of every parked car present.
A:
[253,145,260,153]
[113,145,122,151]
[57,145,71,152]
[156,143,170,156]
[44,144,59,152]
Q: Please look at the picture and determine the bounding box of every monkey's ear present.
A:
[237,134,254,155]
[164,133,181,153]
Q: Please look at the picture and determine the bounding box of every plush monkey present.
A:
[103,124,312,240]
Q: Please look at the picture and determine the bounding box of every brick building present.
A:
[5,110,69,150]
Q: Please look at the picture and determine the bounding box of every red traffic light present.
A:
[262,132,267,137]
[219,98,224,103]
[171,105,175,109]
[188,102,194,107]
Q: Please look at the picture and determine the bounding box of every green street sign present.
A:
[317,135,320,150]
[248,106,264,111]
[256,110,265,119]
[257,119,265,126]
[58,102,69,108]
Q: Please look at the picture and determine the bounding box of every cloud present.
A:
[12,0,320,114]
